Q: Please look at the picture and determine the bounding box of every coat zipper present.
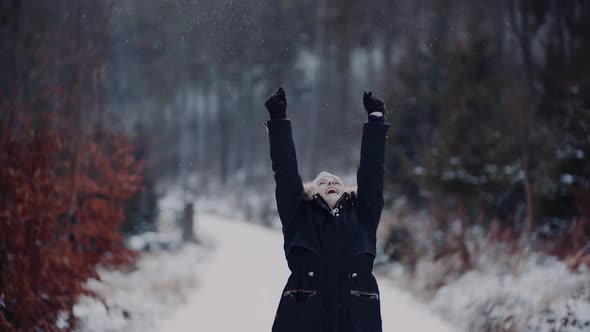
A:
[315,193,348,216]
[313,192,348,332]
[334,194,346,330]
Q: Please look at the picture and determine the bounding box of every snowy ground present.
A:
[73,183,589,332]
[150,213,458,332]
[74,243,208,332]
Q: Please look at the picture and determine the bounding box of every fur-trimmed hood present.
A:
[302,181,357,202]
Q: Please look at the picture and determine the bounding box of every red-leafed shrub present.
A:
[0,102,142,330]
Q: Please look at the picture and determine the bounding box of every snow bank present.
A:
[74,244,209,332]
[412,252,590,332]
[378,208,590,331]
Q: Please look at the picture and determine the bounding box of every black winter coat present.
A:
[266,119,390,332]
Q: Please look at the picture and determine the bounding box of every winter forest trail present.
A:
[153,214,458,332]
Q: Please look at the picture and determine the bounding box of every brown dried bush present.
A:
[0,100,141,330]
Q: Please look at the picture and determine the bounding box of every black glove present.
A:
[363,91,386,122]
[265,87,287,120]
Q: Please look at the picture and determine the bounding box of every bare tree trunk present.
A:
[219,103,230,184]
[2,0,22,136]
[507,0,534,83]
[456,195,472,271]
[93,67,105,140]
[303,0,327,178]
[506,0,538,232]
[521,140,534,233]
[67,0,84,221]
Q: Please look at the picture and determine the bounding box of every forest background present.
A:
[1,0,589,331]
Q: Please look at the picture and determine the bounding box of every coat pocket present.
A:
[272,288,323,332]
[283,289,318,302]
[350,290,379,300]
[342,273,382,332]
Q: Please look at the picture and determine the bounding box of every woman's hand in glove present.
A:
[363,91,386,122]
[265,87,287,120]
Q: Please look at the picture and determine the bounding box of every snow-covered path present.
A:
[154,214,457,332]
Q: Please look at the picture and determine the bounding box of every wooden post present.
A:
[182,202,195,242]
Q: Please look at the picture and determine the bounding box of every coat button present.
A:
[351,272,358,278]
[308,271,314,277]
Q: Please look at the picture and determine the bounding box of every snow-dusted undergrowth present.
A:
[391,248,590,332]
[377,208,590,331]
[74,243,209,332]
[429,254,590,331]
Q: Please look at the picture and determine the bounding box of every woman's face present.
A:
[315,175,344,209]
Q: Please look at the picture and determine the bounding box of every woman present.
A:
[265,87,389,332]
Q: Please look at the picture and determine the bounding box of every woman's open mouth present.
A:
[326,188,338,195]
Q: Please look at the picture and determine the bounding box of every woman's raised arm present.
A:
[356,91,390,232]
[265,88,304,231]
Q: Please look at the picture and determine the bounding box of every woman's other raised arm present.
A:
[356,91,390,232]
